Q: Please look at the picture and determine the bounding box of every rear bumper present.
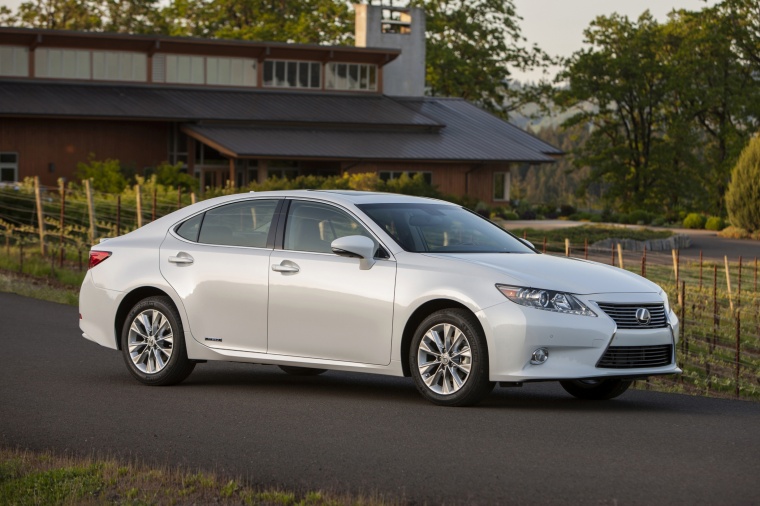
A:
[79,270,122,350]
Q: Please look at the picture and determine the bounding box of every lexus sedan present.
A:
[80,190,680,406]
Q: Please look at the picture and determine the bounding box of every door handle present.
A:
[272,263,299,273]
[168,254,194,264]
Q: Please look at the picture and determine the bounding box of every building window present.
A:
[493,172,510,201]
[263,60,320,89]
[0,153,18,183]
[268,161,299,179]
[379,171,432,185]
[381,8,412,34]
[35,48,91,79]
[326,63,377,91]
[154,54,256,87]
[0,46,29,77]
[93,51,147,82]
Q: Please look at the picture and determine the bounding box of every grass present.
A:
[0,447,393,506]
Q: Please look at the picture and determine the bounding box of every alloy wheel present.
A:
[128,309,174,374]
[417,323,472,395]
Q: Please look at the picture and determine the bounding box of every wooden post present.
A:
[680,281,686,357]
[84,179,96,245]
[116,195,121,236]
[151,187,157,222]
[565,238,570,257]
[59,180,65,268]
[724,255,734,314]
[617,243,624,269]
[611,243,615,266]
[737,256,742,308]
[699,250,703,291]
[735,309,741,398]
[672,249,679,285]
[34,176,45,255]
[178,187,182,209]
[135,184,143,228]
[641,246,647,278]
[542,236,546,254]
[584,238,588,260]
[523,230,527,240]
[191,192,197,205]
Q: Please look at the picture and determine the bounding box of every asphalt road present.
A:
[1,292,759,505]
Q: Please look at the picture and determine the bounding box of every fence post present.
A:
[84,179,96,245]
[565,238,570,257]
[641,246,646,278]
[735,309,741,398]
[152,187,157,222]
[135,184,143,228]
[543,236,546,254]
[737,256,742,308]
[178,187,182,210]
[611,243,615,266]
[34,176,45,256]
[116,195,121,236]
[680,280,686,352]
[584,237,588,259]
[699,250,703,291]
[191,192,196,205]
[59,180,65,268]
[724,255,734,313]
[617,243,624,269]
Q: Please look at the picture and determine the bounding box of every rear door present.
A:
[160,198,281,353]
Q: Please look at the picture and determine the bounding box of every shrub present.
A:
[501,211,519,220]
[150,162,198,192]
[629,210,653,225]
[705,216,725,231]
[683,213,706,229]
[726,136,760,233]
[76,156,127,193]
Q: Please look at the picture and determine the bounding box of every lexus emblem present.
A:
[635,308,651,325]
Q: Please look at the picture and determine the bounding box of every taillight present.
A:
[88,251,111,269]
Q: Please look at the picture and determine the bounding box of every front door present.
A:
[267,200,396,365]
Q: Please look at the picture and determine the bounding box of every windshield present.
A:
[357,203,534,254]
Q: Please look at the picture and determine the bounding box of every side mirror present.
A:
[519,237,536,250]
[331,235,376,270]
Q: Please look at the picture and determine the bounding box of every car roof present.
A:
[244,189,456,206]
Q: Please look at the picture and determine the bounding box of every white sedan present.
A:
[80,190,680,406]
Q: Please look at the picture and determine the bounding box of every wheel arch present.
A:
[400,299,487,377]
[114,286,175,350]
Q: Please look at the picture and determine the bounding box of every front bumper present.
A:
[480,293,681,382]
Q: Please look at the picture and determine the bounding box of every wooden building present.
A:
[0,6,560,205]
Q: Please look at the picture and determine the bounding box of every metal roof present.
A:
[0,80,441,127]
[183,97,560,162]
[0,80,560,162]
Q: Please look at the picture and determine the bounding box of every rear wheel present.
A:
[560,378,632,400]
[409,309,494,406]
[120,296,195,386]
[278,366,327,376]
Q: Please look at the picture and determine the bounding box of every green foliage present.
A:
[725,136,760,232]
[150,162,198,193]
[683,213,706,229]
[409,0,551,117]
[705,216,725,231]
[75,157,127,194]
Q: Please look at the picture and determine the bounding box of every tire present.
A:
[120,296,195,386]
[409,309,494,407]
[560,378,632,400]
[278,365,327,376]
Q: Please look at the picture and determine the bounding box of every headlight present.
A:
[496,284,597,317]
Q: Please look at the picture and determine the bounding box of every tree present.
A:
[725,136,760,232]
[162,0,354,44]
[409,0,551,116]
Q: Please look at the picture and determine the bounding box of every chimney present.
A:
[355,3,426,96]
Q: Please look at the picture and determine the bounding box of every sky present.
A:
[1,0,718,82]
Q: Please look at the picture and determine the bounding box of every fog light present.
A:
[530,348,549,365]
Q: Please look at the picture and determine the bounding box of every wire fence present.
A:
[1,178,759,400]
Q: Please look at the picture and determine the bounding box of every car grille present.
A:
[595,303,668,329]
[597,345,673,369]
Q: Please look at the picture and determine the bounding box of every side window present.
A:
[198,200,277,247]
[175,213,203,242]
[284,201,375,254]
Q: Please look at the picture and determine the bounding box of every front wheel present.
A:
[560,378,632,400]
[409,309,494,407]
[120,296,195,386]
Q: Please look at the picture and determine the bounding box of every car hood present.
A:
[422,252,661,295]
